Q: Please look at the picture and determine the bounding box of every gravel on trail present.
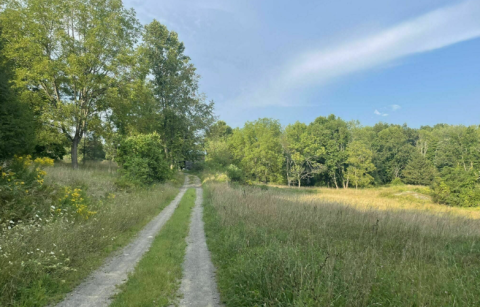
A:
[178,176,223,307]
[56,176,189,307]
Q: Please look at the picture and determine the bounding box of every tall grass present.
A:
[204,183,480,306]
[0,163,183,306]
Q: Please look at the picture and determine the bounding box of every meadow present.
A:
[0,162,183,306]
[269,184,480,220]
[203,182,480,306]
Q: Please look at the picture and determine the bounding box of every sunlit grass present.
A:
[273,185,480,219]
[204,182,480,306]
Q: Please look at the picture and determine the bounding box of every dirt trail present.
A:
[56,176,189,307]
[179,176,222,307]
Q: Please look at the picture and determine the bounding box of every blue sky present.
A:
[124,0,480,128]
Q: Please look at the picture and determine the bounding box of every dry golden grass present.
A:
[269,184,480,219]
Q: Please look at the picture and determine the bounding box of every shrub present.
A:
[0,155,55,222]
[390,177,405,186]
[431,166,480,207]
[226,164,243,182]
[116,133,171,185]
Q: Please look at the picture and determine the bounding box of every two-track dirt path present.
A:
[56,176,190,307]
[178,176,222,307]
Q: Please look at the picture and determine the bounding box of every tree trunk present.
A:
[333,172,339,189]
[298,180,301,188]
[71,135,81,169]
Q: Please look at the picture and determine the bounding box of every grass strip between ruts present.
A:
[110,188,196,307]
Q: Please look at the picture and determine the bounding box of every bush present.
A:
[0,155,55,222]
[116,133,172,185]
[390,177,405,186]
[431,166,480,207]
[226,164,243,182]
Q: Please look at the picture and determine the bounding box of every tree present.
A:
[0,26,35,161]
[284,122,325,187]
[1,0,140,168]
[371,125,416,184]
[206,121,232,140]
[346,141,375,189]
[139,20,214,168]
[402,152,436,185]
[229,119,284,183]
[307,115,350,188]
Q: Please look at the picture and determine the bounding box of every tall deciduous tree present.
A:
[230,118,284,183]
[1,0,140,168]
[284,122,325,187]
[308,115,350,188]
[346,141,375,189]
[139,20,214,168]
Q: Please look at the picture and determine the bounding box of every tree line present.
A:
[0,0,213,177]
[204,116,480,207]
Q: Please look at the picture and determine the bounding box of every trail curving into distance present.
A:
[179,176,223,307]
[56,176,189,307]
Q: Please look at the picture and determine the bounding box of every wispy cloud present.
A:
[391,104,401,111]
[240,0,480,107]
[374,110,389,117]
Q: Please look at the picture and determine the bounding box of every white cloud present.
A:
[240,0,480,107]
[391,104,401,111]
[374,109,388,116]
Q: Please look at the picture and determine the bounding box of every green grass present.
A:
[111,188,196,307]
[0,163,184,306]
[204,182,480,307]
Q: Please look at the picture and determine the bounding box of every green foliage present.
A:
[390,177,405,186]
[79,133,106,162]
[0,155,54,222]
[0,27,35,161]
[205,139,232,169]
[129,20,214,169]
[229,118,284,183]
[284,122,325,187]
[0,0,141,168]
[116,133,172,185]
[432,166,480,207]
[346,141,375,188]
[206,120,233,140]
[372,125,416,184]
[226,164,244,182]
[34,142,67,161]
[307,115,350,188]
[402,153,436,185]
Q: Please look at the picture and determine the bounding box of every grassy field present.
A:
[0,162,183,306]
[204,182,480,306]
[111,188,196,307]
[269,184,480,220]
